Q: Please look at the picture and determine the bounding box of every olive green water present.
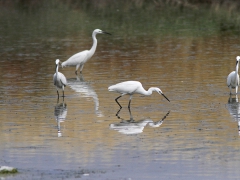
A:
[1,1,240,179]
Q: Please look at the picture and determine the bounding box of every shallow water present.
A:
[1,2,240,180]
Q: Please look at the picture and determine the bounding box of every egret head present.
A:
[55,59,60,65]
[94,29,111,35]
[155,88,163,95]
[237,56,240,61]
[155,88,170,102]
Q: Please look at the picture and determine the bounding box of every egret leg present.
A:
[229,86,232,95]
[80,64,84,74]
[56,88,59,98]
[62,86,65,97]
[128,95,133,109]
[75,64,81,74]
[115,95,122,109]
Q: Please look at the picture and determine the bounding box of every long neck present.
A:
[235,61,239,81]
[89,32,97,57]
[55,64,59,75]
[142,87,156,96]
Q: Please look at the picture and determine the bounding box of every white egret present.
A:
[61,29,111,75]
[53,59,67,98]
[227,56,240,95]
[108,81,170,109]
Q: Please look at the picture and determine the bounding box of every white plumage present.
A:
[108,81,170,109]
[53,59,67,98]
[61,29,111,75]
[227,56,240,95]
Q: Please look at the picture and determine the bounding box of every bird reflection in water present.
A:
[67,74,103,117]
[54,101,67,137]
[227,95,240,135]
[109,109,170,135]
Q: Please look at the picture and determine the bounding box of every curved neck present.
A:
[142,87,156,96]
[235,61,239,80]
[55,64,59,75]
[236,62,239,74]
[89,32,98,57]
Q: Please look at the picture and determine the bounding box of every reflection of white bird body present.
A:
[227,56,240,95]
[67,76,103,117]
[110,119,153,135]
[108,81,170,109]
[227,95,240,135]
[53,59,67,98]
[55,103,67,137]
[110,111,170,135]
[61,29,111,75]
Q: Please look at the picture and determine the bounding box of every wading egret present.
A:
[61,29,111,75]
[108,81,170,109]
[227,56,240,95]
[53,59,67,98]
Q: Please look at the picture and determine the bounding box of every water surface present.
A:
[1,2,240,179]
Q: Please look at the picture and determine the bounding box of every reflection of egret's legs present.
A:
[116,106,134,121]
[56,89,60,100]
[116,108,122,118]
[229,94,233,103]
[76,74,85,82]
[228,94,239,103]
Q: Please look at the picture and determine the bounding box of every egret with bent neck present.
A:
[108,81,170,109]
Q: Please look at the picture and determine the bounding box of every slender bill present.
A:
[103,31,111,35]
[161,93,170,102]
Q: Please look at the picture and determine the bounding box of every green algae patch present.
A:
[0,166,18,174]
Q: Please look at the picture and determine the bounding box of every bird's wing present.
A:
[62,50,89,67]
[109,81,141,94]
[227,71,235,86]
[58,72,67,86]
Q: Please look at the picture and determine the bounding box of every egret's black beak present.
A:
[236,61,239,66]
[161,93,170,102]
[103,31,111,35]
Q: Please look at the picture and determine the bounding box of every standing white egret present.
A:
[108,81,170,109]
[61,29,111,75]
[53,59,67,98]
[227,56,240,95]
